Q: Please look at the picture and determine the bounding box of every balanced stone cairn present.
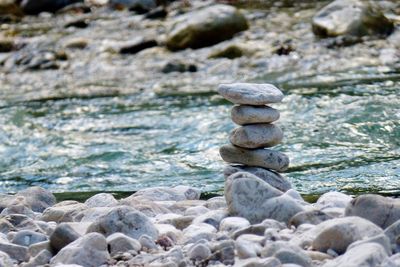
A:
[218,83,303,223]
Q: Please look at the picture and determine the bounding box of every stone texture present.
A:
[220,217,250,234]
[188,243,211,261]
[224,165,291,192]
[128,185,200,202]
[311,216,384,254]
[229,124,283,149]
[218,83,283,105]
[225,172,303,224]
[0,241,29,262]
[50,233,109,267]
[322,243,388,267]
[50,223,81,252]
[40,201,87,223]
[261,241,312,267]
[0,251,13,267]
[84,193,118,208]
[385,219,400,251]
[289,209,333,227]
[16,186,56,212]
[220,144,289,172]
[86,206,159,240]
[106,233,141,256]
[231,105,280,125]
[11,230,48,247]
[166,4,248,50]
[345,194,400,229]
[316,191,353,209]
[21,249,52,267]
[312,0,393,38]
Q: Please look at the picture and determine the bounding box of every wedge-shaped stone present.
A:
[218,83,283,105]
[220,144,289,172]
[230,124,283,148]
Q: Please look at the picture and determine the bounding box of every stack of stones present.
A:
[218,83,298,223]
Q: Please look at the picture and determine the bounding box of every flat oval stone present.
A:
[229,124,283,149]
[231,105,280,125]
[219,144,289,172]
[218,83,284,105]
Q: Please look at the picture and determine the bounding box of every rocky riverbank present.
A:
[1,185,400,266]
[0,0,399,102]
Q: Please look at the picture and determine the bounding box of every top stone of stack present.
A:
[217,83,284,105]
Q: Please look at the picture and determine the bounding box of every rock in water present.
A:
[231,105,280,125]
[219,144,289,172]
[229,124,283,148]
[312,0,393,38]
[166,5,248,50]
[218,83,284,105]
[223,165,291,192]
[225,172,303,224]
[345,194,400,229]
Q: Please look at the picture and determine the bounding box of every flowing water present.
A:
[0,67,399,197]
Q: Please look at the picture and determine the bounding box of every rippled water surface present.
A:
[0,68,399,196]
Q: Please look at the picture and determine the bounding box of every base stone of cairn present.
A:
[218,83,304,224]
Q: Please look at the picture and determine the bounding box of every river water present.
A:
[0,67,399,196]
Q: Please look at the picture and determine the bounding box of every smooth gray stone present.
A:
[224,165,292,192]
[345,194,400,229]
[106,233,141,256]
[220,144,289,172]
[218,83,283,105]
[16,186,56,212]
[188,243,211,261]
[0,251,12,267]
[289,209,333,227]
[0,241,29,262]
[11,230,48,247]
[311,216,383,254]
[384,219,400,253]
[347,234,392,256]
[21,249,52,267]
[225,172,303,224]
[322,243,388,267]
[50,223,81,252]
[231,105,280,125]
[84,193,118,208]
[86,206,159,240]
[261,241,312,267]
[230,124,283,149]
[50,233,110,267]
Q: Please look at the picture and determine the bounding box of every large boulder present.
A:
[312,0,393,38]
[166,4,248,50]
